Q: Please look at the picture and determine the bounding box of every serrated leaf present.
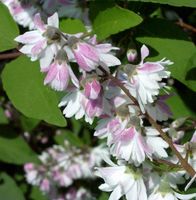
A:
[60,19,86,34]
[2,56,66,127]
[0,127,38,164]
[0,3,19,52]
[136,18,196,91]
[128,0,196,8]
[0,173,25,200]
[93,6,142,40]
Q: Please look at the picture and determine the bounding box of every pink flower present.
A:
[127,49,137,62]
[72,42,99,71]
[43,59,79,91]
[84,79,101,100]
[15,13,60,69]
[119,45,172,111]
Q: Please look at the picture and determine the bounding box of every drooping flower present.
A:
[96,164,147,200]
[43,49,79,91]
[119,45,172,111]
[67,35,121,72]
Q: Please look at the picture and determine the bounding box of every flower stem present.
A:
[103,68,196,177]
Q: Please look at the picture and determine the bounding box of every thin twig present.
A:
[176,20,196,33]
[0,51,21,60]
[100,66,196,177]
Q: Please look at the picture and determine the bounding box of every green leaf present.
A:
[54,129,84,147]
[0,127,38,164]
[136,18,196,91]
[30,187,47,200]
[166,88,195,119]
[0,4,19,52]
[0,173,25,200]
[128,0,196,8]
[0,108,8,124]
[2,55,66,127]
[60,19,86,34]
[98,192,109,200]
[20,115,40,132]
[93,6,143,40]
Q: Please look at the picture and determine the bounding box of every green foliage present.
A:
[0,108,8,124]
[136,18,196,91]
[93,6,143,40]
[2,56,66,127]
[0,127,38,164]
[30,187,47,200]
[0,4,19,52]
[20,115,40,132]
[166,88,195,119]
[128,0,196,8]
[55,129,84,147]
[60,18,86,34]
[0,173,25,200]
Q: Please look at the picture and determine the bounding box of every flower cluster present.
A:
[12,9,196,200]
[24,141,108,199]
[2,0,87,29]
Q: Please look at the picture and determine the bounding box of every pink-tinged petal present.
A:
[73,52,93,71]
[31,39,47,55]
[138,62,164,73]
[191,131,196,143]
[47,12,59,28]
[84,80,101,100]
[88,35,97,45]
[34,13,45,31]
[96,43,119,53]
[120,127,135,141]
[140,45,149,63]
[44,63,58,84]
[99,54,121,67]
[14,31,41,44]
[77,43,99,62]
[127,49,137,62]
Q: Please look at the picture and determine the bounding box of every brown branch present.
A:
[176,20,196,33]
[155,158,182,169]
[101,67,196,177]
[0,51,21,60]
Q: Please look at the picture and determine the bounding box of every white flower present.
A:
[15,13,60,68]
[2,0,37,29]
[145,127,169,158]
[96,165,147,200]
[119,45,172,111]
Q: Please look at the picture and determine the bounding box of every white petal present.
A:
[47,12,59,28]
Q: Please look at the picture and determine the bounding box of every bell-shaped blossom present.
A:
[15,12,60,66]
[2,0,37,29]
[95,117,152,166]
[84,79,101,100]
[146,95,172,121]
[119,45,172,111]
[145,127,169,158]
[96,164,147,200]
[43,49,79,91]
[68,35,121,72]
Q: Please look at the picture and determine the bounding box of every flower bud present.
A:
[127,49,137,62]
